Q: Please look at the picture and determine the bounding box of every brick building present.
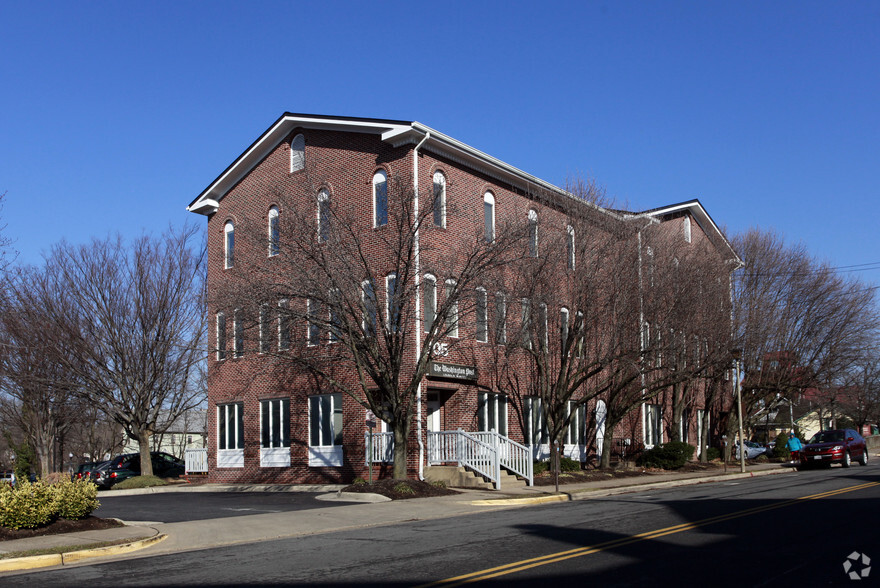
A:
[188,113,741,485]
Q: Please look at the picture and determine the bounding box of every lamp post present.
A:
[731,348,745,473]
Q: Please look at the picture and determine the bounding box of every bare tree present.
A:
[218,171,524,478]
[30,226,206,476]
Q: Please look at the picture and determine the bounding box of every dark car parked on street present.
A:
[798,429,868,469]
[93,451,185,489]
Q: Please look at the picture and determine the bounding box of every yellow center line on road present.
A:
[416,480,880,587]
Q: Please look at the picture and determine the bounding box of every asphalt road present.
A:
[8,463,880,587]
[94,491,352,523]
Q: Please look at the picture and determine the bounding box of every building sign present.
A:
[428,361,477,382]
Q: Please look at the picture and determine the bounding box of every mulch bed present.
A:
[531,461,725,487]
[0,516,124,541]
[340,478,460,500]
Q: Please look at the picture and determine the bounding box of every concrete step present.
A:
[425,465,528,490]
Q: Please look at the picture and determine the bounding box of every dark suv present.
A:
[798,429,868,469]
[93,451,185,489]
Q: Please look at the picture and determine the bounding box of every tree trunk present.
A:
[392,421,409,479]
[599,421,616,469]
[670,383,684,443]
[138,431,154,477]
[699,410,711,463]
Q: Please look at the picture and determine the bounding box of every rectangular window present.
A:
[475,288,488,343]
[477,392,507,436]
[423,276,436,334]
[646,403,662,447]
[278,299,290,350]
[520,299,531,349]
[216,312,227,361]
[565,401,586,445]
[233,309,244,358]
[259,304,270,353]
[494,292,507,344]
[538,303,548,351]
[217,402,244,450]
[261,399,290,448]
[386,273,399,333]
[560,308,569,352]
[445,279,458,338]
[524,396,546,446]
[566,226,575,270]
[309,393,343,467]
[329,289,341,343]
[362,281,377,337]
[307,299,321,346]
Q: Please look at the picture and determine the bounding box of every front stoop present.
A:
[425,466,528,490]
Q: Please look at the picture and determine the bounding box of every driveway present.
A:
[94,491,344,523]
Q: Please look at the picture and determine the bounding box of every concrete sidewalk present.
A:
[0,463,795,573]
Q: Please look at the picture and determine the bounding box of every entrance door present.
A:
[427,395,441,432]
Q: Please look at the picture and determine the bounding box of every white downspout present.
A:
[413,131,430,481]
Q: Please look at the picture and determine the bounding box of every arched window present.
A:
[483,192,495,243]
[373,170,388,227]
[432,171,446,228]
[683,216,692,243]
[224,221,235,269]
[290,134,305,172]
[528,210,538,257]
[317,190,330,243]
[423,274,436,334]
[560,307,569,351]
[268,207,279,256]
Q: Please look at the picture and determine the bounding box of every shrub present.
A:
[352,477,367,486]
[533,460,549,475]
[636,441,696,470]
[706,447,721,461]
[113,475,167,489]
[430,480,447,488]
[559,456,581,472]
[0,480,57,530]
[54,478,100,520]
[773,432,791,460]
[392,482,415,495]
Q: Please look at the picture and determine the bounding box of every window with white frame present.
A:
[373,170,388,227]
[261,399,290,466]
[309,393,343,466]
[528,209,538,257]
[268,207,280,257]
[645,246,654,287]
[278,299,290,351]
[216,312,227,361]
[478,392,507,435]
[445,279,458,337]
[290,133,305,172]
[645,403,662,447]
[423,274,436,334]
[307,299,321,346]
[520,299,531,349]
[233,308,244,358]
[386,273,399,333]
[566,225,575,270]
[524,396,546,446]
[565,401,586,445]
[432,171,446,228]
[362,280,377,337]
[483,192,495,243]
[317,190,330,243]
[683,216,692,243]
[259,304,270,354]
[475,287,488,343]
[217,402,244,468]
[224,221,235,269]
[560,307,569,352]
[494,292,507,344]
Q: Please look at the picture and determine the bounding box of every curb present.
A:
[470,467,794,506]
[0,533,166,573]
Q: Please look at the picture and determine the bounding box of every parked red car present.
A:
[798,429,868,469]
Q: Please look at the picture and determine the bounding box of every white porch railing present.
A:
[185,448,208,474]
[365,431,394,465]
[428,429,533,488]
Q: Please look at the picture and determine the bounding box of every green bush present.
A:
[392,482,415,495]
[705,447,721,461]
[636,441,696,470]
[533,460,549,475]
[113,475,167,489]
[533,456,581,475]
[0,480,57,530]
[54,478,100,520]
[773,432,791,460]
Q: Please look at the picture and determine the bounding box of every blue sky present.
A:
[2,1,878,286]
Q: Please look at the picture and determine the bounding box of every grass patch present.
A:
[0,539,133,560]
[112,475,168,490]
